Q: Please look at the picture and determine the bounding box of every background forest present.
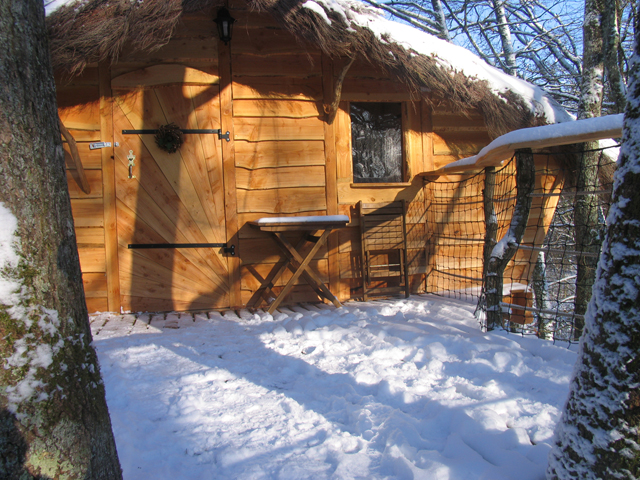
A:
[364,0,633,116]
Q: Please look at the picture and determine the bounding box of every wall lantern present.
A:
[214,7,235,44]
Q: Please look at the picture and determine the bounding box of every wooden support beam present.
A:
[322,54,342,301]
[59,116,91,194]
[219,37,242,309]
[421,101,434,292]
[324,55,355,125]
[99,61,121,312]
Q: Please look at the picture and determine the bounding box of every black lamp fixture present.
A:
[214,7,235,44]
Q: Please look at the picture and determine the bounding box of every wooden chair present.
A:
[358,200,410,300]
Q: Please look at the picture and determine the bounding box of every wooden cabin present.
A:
[47,0,572,313]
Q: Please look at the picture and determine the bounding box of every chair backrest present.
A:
[359,201,406,252]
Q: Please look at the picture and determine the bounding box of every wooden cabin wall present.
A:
[57,4,546,312]
[508,154,565,284]
[57,67,109,313]
[229,7,333,306]
[111,10,219,78]
[333,57,433,300]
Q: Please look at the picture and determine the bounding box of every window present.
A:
[351,102,403,183]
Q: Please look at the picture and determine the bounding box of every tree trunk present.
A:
[573,0,605,340]
[578,0,604,120]
[572,144,603,340]
[483,150,535,330]
[602,0,626,114]
[0,1,122,478]
[547,14,640,477]
[482,166,498,276]
[477,166,497,326]
[491,0,518,76]
[532,252,550,338]
[431,0,451,41]
[577,0,604,120]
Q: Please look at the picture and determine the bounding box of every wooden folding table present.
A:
[249,215,349,314]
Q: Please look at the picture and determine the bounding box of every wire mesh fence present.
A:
[425,145,617,344]
[425,160,517,302]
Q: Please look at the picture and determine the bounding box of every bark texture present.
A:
[483,150,535,330]
[547,15,640,479]
[602,0,627,114]
[578,0,605,121]
[491,0,517,76]
[0,1,122,478]
[532,252,550,338]
[430,0,451,41]
[572,143,603,339]
[573,0,605,339]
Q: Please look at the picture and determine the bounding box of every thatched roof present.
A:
[46,0,572,137]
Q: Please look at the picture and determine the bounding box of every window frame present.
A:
[349,101,410,186]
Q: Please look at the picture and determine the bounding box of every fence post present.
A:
[484,149,535,330]
[482,166,498,277]
[482,166,498,326]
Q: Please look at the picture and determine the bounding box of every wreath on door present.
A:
[155,123,184,153]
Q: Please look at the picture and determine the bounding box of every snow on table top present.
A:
[93,295,577,479]
[254,215,350,225]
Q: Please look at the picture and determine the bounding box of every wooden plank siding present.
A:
[332,57,440,299]
[230,18,331,307]
[99,62,121,312]
[322,54,341,302]
[56,66,109,312]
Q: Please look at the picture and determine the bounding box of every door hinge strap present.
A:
[122,129,231,141]
[128,243,235,255]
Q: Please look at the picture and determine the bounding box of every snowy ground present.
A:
[91,295,577,480]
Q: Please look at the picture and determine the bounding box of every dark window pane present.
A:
[351,102,403,183]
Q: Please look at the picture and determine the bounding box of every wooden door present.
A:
[113,77,229,312]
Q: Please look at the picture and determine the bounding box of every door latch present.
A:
[127,150,136,179]
[89,141,119,150]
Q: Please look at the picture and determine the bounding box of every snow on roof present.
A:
[44,0,78,16]
[47,0,572,126]
[303,0,573,125]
